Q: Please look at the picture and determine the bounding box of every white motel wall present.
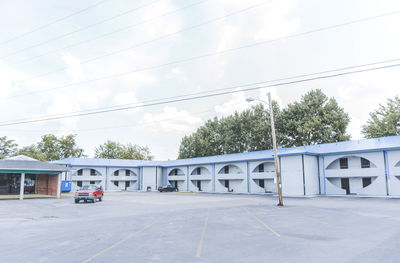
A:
[52,136,400,197]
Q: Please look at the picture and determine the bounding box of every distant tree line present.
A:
[0,91,398,161]
[0,134,153,161]
[178,90,400,159]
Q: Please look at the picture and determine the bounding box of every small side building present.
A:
[0,155,67,200]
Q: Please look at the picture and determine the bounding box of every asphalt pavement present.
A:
[0,192,399,263]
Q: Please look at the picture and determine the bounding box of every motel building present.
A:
[52,136,400,197]
[0,155,66,200]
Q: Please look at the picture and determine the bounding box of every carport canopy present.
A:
[0,155,68,200]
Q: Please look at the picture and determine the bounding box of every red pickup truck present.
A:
[74,185,104,203]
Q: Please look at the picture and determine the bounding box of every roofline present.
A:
[51,136,400,168]
[0,169,65,174]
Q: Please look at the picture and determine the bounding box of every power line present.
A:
[0,0,178,60]
[0,0,110,46]
[0,106,223,133]
[8,57,400,122]
[11,0,269,84]
[6,0,209,67]
[1,60,399,127]
[12,9,400,88]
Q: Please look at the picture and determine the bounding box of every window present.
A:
[224,166,229,174]
[125,181,130,188]
[90,169,96,176]
[196,167,201,175]
[114,181,119,187]
[339,158,348,169]
[125,170,130,176]
[169,169,183,176]
[77,169,83,176]
[258,163,264,173]
[90,181,95,184]
[362,177,372,188]
[77,181,82,187]
[361,158,370,168]
[114,170,119,176]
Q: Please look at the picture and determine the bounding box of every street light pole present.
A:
[267,93,283,206]
[246,93,283,206]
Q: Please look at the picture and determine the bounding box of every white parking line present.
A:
[81,217,163,263]
[243,207,280,237]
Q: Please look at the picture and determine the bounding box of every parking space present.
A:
[0,192,399,262]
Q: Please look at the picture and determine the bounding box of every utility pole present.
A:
[246,93,283,206]
[267,93,283,206]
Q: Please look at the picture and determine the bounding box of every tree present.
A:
[0,136,18,159]
[279,89,350,147]
[178,89,351,159]
[94,140,153,160]
[15,145,47,161]
[361,96,400,138]
[15,134,85,161]
[178,103,281,159]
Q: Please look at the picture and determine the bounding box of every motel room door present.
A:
[341,178,350,195]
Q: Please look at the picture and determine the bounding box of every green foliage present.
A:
[15,134,85,161]
[361,96,400,138]
[94,140,153,160]
[279,89,350,147]
[15,145,47,161]
[0,136,18,159]
[178,103,281,159]
[178,89,351,159]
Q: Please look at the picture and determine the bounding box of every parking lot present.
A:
[0,192,399,263]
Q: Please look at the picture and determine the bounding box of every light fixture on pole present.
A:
[246,93,283,206]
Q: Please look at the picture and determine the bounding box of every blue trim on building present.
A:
[301,154,306,196]
[317,156,321,195]
[53,148,400,169]
[186,166,189,191]
[383,150,390,196]
[212,164,215,192]
[52,136,400,169]
[322,156,327,195]
[246,161,251,193]
[138,167,141,190]
[105,166,109,191]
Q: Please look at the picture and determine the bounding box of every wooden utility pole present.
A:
[267,93,283,206]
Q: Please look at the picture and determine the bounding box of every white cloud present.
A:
[336,68,400,139]
[112,90,142,114]
[254,0,300,40]
[214,88,250,117]
[62,53,85,82]
[140,0,183,37]
[171,68,182,74]
[0,63,21,102]
[258,87,283,106]
[214,87,282,117]
[141,106,202,133]
[165,67,187,82]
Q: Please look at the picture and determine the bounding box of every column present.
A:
[187,166,189,192]
[19,173,25,200]
[56,173,62,198]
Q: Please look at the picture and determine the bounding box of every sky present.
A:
[0,0,399,160]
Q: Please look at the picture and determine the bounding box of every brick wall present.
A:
[36,175,48,195]
[47,174,59,196]
[36,174,59,196]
